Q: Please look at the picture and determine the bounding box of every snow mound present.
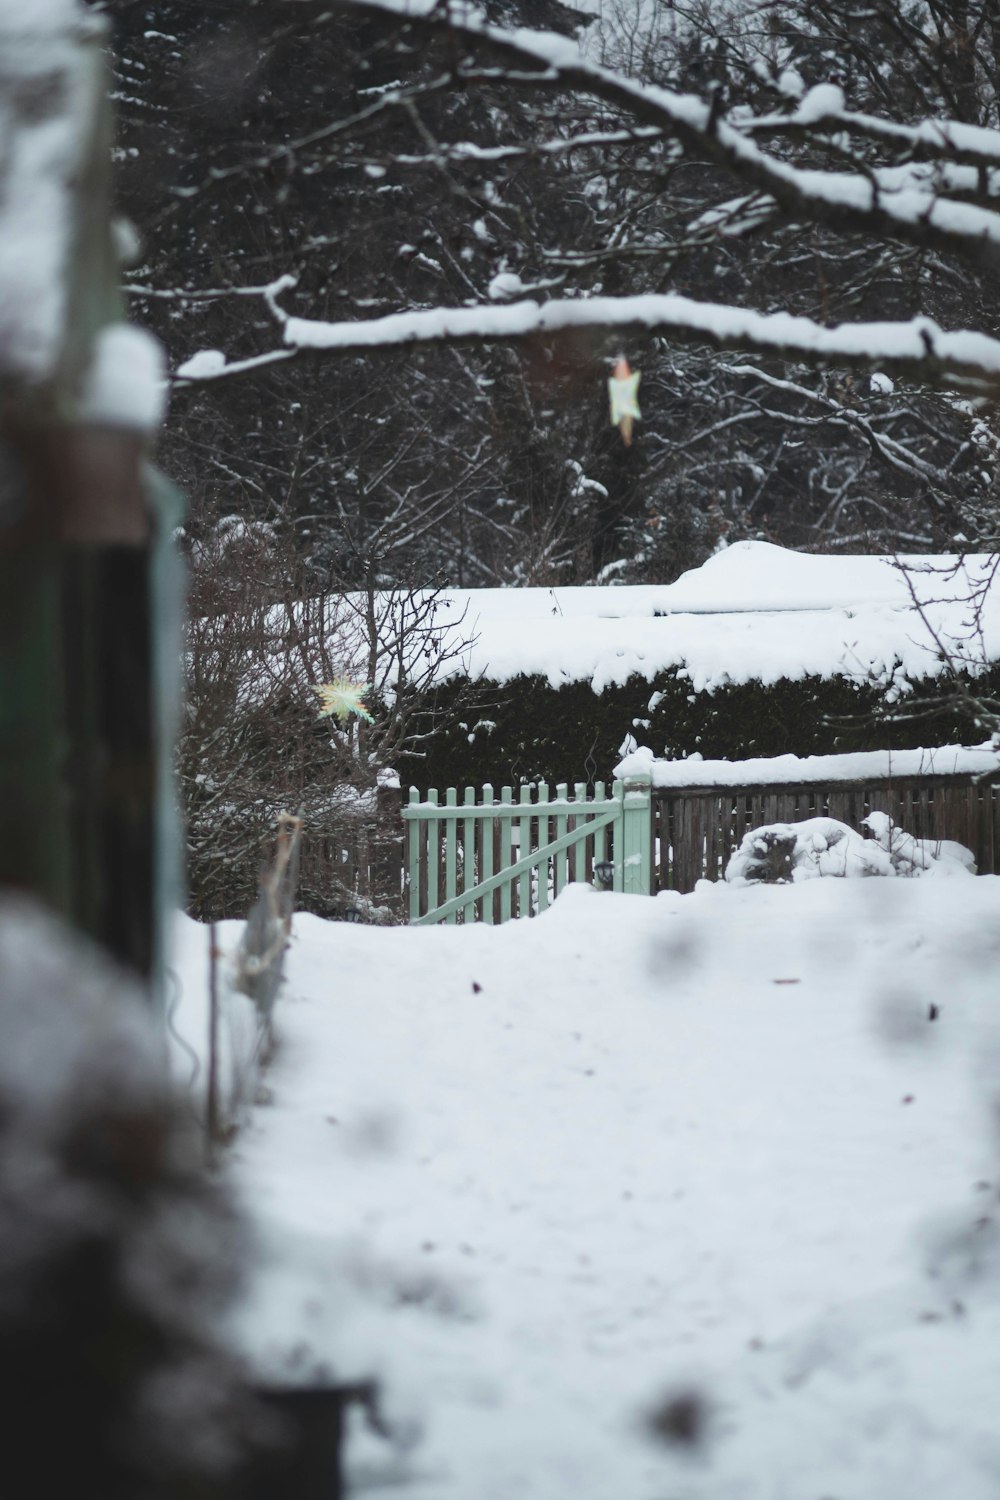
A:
[727,814,977,884]
[726,817,893,883]
[863,810,976,877]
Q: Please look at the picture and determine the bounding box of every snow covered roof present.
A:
[429,542,1000,694]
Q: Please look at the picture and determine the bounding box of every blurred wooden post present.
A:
[234,813,305,1039]
[0,6,179,990]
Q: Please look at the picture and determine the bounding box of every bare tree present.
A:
[179,515,482,919]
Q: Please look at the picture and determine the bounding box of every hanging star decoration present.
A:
[608,357,641,446]
[312,678,374,724]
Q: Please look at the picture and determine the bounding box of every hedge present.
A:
[405,662,1000,792]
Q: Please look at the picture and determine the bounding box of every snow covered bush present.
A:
[0,898,260,1499]
[726,815,977,884]
[862,811,977,877]
[726,818,892,884]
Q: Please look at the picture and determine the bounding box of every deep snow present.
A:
[173,876,1000,1499]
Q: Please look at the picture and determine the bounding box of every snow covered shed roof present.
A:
[430,542,1000,695]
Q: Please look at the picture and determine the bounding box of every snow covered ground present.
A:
[174,878,1000,1499]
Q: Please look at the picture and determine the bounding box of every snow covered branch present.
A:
[325,0,1000,266]
[177,289,1000,395]
[167,0,1000,397]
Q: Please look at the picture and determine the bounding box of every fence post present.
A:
[0,12,179,992]
[406,788,422,922]
[233,811,304,1045]
[619,773,653,896]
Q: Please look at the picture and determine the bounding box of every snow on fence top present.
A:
[427,542,1000,696]
[613,741,1000,789]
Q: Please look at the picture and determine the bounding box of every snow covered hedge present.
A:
[414,663,999,792]
[403,546,1000,789]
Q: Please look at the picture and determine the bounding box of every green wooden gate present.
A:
[403,774,652,925]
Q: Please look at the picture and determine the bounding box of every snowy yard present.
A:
[174,878,1000,1500]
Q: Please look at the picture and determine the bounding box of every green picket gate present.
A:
[403,774,653,925]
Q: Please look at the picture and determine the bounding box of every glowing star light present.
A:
[608,357,641,446]
[312,679,374,724]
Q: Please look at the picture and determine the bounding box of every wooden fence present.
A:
[652,773,1000,892]
[403,778,651,924]
[400,767,1000,922]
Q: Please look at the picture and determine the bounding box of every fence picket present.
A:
[499,787,513,922]
[481,783,494,924]
[593,780,608,878]
[668,798,683,888]
[406,788,421,923]
[708,794,722,880]
[966,785,979,863]
[572,782,588,884]
[620,775,652,895]
[426,789,439,915]
[553,783,569,897]
[518,784,532,918]
[536,781,550,912]
[443,788,458,924]
[463,785,476,921]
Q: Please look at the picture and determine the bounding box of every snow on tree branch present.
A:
[176,289,1000,395]
[748,96,1000,172]
[326,0,1000,265]
[168,0,1000,396]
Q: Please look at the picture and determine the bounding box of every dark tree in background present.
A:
[106,0,610,587]
[103,0,1000,586]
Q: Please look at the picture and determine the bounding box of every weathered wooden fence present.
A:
[653,773,1000,891]
[402,766,1000,922]
[403,777,651,924]
[295,781,405,922]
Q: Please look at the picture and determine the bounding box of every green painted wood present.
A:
[444,787,458,924]
[406,788,421,921]
[593,780,608,872]
[536,781,550,912]
[554,783,569,897]
[612,780,625,891]
[573,782,588,884]
[410,807,619,925]
[518,783,532,918]
[621,775,652,895]
[404,775,655,923]
[403,794,619,821]
[499,787,513,922]
[426,788,439,914]
[462,784,476,922]
[481,782,494,924]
